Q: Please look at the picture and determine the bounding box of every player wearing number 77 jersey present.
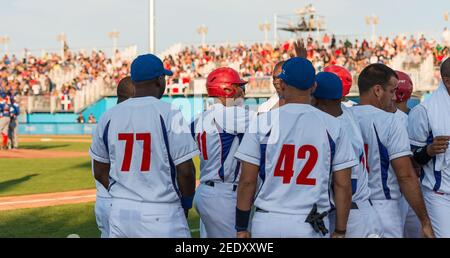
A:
[235,57,357,238]
[90,54,199,238]
[350,64,434,238]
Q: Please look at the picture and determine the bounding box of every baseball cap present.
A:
[313,72,343,100]
[131,54,173,83]
[278,57,316,90]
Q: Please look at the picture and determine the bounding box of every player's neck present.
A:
[315,102,343,117]
[397,102,409,113]
[359,95,382,110]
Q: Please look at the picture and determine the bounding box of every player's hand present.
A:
[237,231,251,239]
[427,136,450,157]
[422,223,435,238]
[294,40,307,58]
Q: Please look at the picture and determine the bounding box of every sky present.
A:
[0,0,449,55]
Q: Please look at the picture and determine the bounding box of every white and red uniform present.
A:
[395,109,422,238]
[329,106,384,238]
[192,103,255,238]
[90,97,199,238]
[350,105,413,238]
[235,104,358,238]
[408,83,450,238]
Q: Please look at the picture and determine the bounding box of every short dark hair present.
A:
[441,58,450,78]
[358,63,398,94]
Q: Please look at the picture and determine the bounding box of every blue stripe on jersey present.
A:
[327,132,336,209]
[233,133,245,183]
[374,126,391,200]
[218,132,236,181]
[426,132,442,192]
[255,131,271,201]
[190,121,196,139]
[352,179,358,195]
[103,120,111,154]
[160,116,181,197]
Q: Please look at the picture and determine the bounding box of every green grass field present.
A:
[0,136,201,237]
[0,202,201,238]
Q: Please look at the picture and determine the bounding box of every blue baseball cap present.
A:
[278,57,316,90]
[131,54,173,83]
[313,72,343,100]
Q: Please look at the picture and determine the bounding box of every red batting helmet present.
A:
[395,71,413,103]
[323,65,353,97]
[206,67,247,98]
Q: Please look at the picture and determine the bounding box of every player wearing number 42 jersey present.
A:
[235,57,357,238]
[350,63,434,238]
[90,54,199,238]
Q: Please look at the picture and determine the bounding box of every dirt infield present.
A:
[0,149,89,159]
[20,138,92,143]
[0,189,96,211]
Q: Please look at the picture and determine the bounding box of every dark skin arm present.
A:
[391,156,435,238]
[236,161,259,239]
[176,159,196,218]
[426,136,450,157]
[93,160,110,190]
[332,168,352,238]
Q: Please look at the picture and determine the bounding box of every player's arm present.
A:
[93,160,110,190]
[391,117,435,238]
[332,168,352,238]
[391,157,434,238]
[236,161,259,239]
[176,159,196,218]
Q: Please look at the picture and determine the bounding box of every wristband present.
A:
[334,229,347,235]
[413,146,433,165]
[235,208,251,232]
[181,195,194,210]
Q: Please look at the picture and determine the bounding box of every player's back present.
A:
[252,104,352,215]
[192,103,254,184]
[340,106,371,203]
[350,105,412,201]
[95,96,195,204]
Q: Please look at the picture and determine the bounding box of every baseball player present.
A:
[192,67,255,238]
[8,94,20,150]
[323,65,358,107]
[93,76,135,238]
[392,71,422,238]
[258,40,308,114]
[235,57,357,238]
[408,58,450,238]
[90,54,199,238]
[0,93,11,150]
[312,70,383,238]
[258,61,284,113]
[350,63,434,238]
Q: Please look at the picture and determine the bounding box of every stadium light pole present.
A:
[259,21,271,44]
[365,15,379,45]
[57,33,67,61]
[108,29,120,58]
[149,0,156,54]
[197,25,208,46]
[0,36,10,55]
[273,13,278,45]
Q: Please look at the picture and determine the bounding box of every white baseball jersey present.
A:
[350,105,412,201]
[258,94,280,113]
[89,96,200,203]
[395,109,409,128]
[340,105,371,203]
[408,104,450,194]
[191,103,255,184]
[92,109,113,199]
[235,104,358,215]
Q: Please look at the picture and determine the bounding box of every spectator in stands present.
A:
[88,113,96,124]
[77,114,85,124]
